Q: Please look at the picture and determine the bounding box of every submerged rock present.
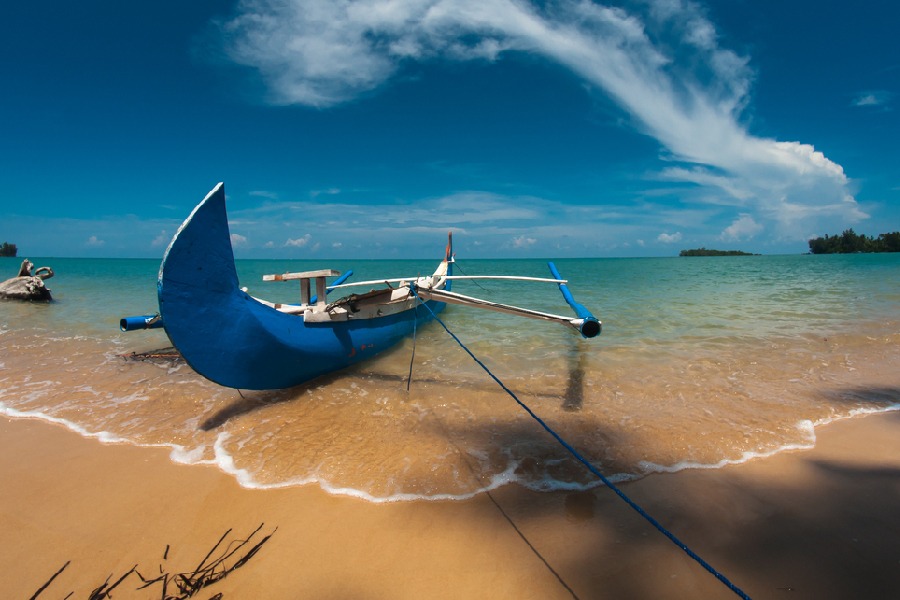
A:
[0,259,53,301]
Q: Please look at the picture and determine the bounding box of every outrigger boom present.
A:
[325,269,600,338]
[414,264,601,339]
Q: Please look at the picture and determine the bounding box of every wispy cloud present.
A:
[249,190,279,200]
[657,232,682,243]
[85,235,105,247]
[284,234,312,247]
[310,188,341,198]
[0,183,714,257]
[511,234,537,248]
[151,230,169,247]
[852,90,893,109]
[217,0,866,241]
[224,190,695,256]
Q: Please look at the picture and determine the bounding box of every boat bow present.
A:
[156,183,448,390]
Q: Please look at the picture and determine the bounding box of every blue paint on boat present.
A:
[157,183,448,390]
[119,314,164,331]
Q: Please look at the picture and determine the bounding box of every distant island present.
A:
[679,248,757,257]
[808,229,900,254]
[0,242,17,257]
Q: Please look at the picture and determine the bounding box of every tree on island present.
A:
[679,248,757,256]
[808,229,900,254]
[0,242,17,257]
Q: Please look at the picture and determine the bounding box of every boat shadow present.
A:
[562,338,589,412]
[198,368,464,431]
[199,391,294,431]
[199,343,591,431]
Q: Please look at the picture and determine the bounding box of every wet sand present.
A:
[2,411,900,599]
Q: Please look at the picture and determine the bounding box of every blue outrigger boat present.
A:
[121,183,600,390]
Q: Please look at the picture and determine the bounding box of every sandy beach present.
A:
[2,410,898,599]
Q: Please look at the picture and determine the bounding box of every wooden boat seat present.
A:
[262,269,341,307]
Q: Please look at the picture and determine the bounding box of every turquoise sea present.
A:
[1,252,899,501]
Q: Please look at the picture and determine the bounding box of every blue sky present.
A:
[1,0,897,258]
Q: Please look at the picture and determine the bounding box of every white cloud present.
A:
[311,188,341,198]
[2,186,808,258]
[230,233,249,247]
[852,90,892,108]
[151,230,169,247]
[720,213,763,241]
[657,232,682,243]
[216,0,866,240]
[511,234,537,248]
[222,190,677,256]
[85,235,105,247]
[285,234,312,247]
[854,94,879,107]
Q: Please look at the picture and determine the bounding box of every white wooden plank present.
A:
[262,269,341,281]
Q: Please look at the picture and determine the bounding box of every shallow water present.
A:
[1,253,898,501]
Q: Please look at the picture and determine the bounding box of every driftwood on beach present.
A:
[0,258,54,301]
[29,523,276,600]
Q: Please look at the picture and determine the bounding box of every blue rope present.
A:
[410,287,751,600]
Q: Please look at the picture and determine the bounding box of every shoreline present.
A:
[3,411,900,599]
[3,399,897,498]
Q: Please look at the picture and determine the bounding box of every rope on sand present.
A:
[410,287,752,600]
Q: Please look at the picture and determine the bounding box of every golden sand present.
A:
[2,411,900,599]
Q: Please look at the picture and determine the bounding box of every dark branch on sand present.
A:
[28,560,70,600]
[137,523,277,599]
[28,524,276,600]
[87,566,138,600]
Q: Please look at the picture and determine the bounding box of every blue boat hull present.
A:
[157,183,445,390]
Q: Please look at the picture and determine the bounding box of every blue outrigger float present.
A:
[122,183,600,390]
